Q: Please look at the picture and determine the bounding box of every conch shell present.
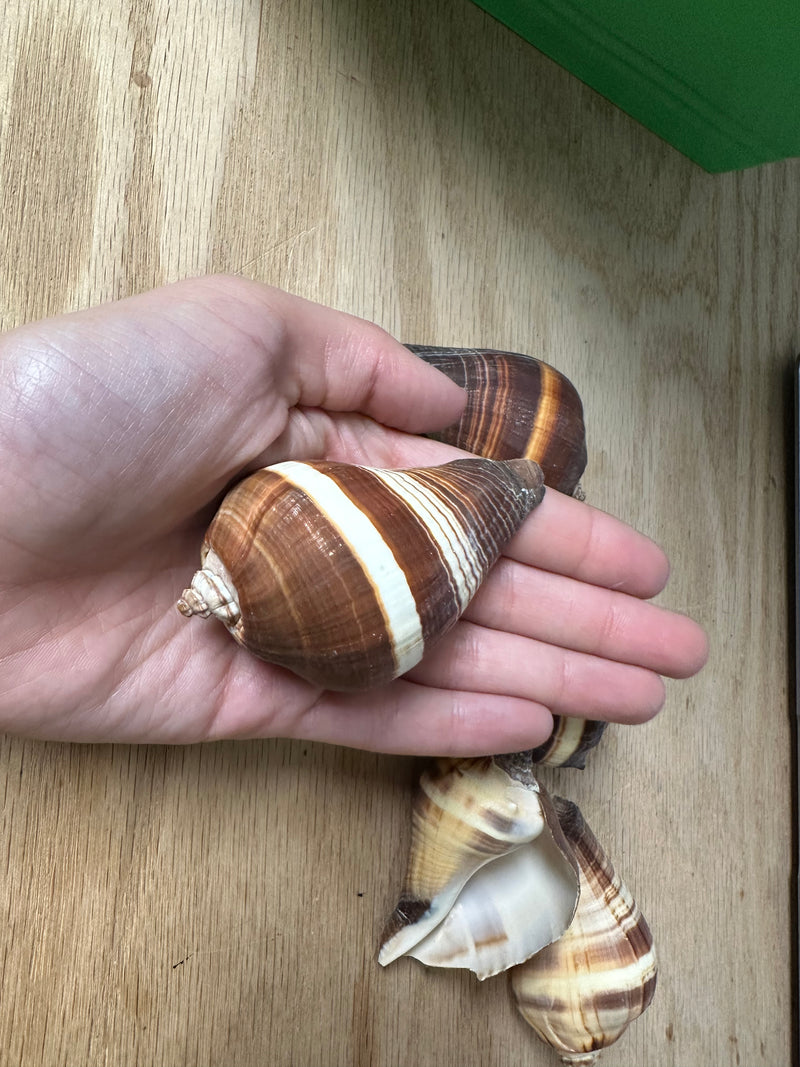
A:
[511,798,657,1065]
[409,346,587,496]
[177,457,544,690]
[379,756,657,1058]
[411,345,601,768]
[379,754,579,980]
[530,717,608,769]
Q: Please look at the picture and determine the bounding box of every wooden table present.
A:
[0,2,795,1064]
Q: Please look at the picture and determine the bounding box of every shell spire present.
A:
[510,798,657,1064]
[177,457,544,691]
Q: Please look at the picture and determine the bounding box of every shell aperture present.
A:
[379,756,579,981]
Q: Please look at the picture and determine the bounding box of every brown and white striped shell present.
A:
[511,798,657,1065]
[529,717,608,770]
[379,754,579,980]
[409,346,587,496]
[177,456,544,691]
[410,346,603,769]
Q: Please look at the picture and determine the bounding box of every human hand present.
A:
[0,276,707,753]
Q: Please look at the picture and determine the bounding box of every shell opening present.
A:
[386,826,578,980]
[378,759,580,980]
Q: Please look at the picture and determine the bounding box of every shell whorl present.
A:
[529,718,608,769]
[379,757,549,961]
[408,346,587,496]
[178,457,544,691]
[176,549,240,625]
[510,799,657,1064]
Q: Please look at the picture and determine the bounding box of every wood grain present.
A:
[0,0,795,1064]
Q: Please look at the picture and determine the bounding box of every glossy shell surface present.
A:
[530,718,608,769]
[379,756,579,980]
[411,345,603,769]
[178,457,544,690]
[409,346,587,495]
[511,799,657,1065]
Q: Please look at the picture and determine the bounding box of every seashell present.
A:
[530,717,608,769]
[411,346,604,769]
[511,798,657,1065]
[379,754,579,980]
[408,346,587,496]
[379,757,550,962]
[177,457,544,691]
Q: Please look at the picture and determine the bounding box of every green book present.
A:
[473,0,800,171]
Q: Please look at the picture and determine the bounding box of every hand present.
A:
[0,276,707,754]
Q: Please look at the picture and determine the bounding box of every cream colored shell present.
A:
[511,799,657,1065]
[379,756,579,980]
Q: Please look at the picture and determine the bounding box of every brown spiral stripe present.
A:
[379,756,549,962]
[408,345,605,768]
[511,798,657,1061]
[529,717,608,769]
[407,346,587,495]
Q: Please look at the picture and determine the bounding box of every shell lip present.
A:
[379,761,581,979]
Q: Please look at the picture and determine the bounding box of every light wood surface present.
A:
[0,1,795,1065]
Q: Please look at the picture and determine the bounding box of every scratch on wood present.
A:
[232,225,321,275]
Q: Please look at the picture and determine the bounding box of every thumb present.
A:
[212,277,467,434]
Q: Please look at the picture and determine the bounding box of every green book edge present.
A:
[473,0,800,172]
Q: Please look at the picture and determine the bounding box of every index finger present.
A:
[507,488,671,599]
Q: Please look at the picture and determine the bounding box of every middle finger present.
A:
[407,620,666,724]
[466,558,708,679]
